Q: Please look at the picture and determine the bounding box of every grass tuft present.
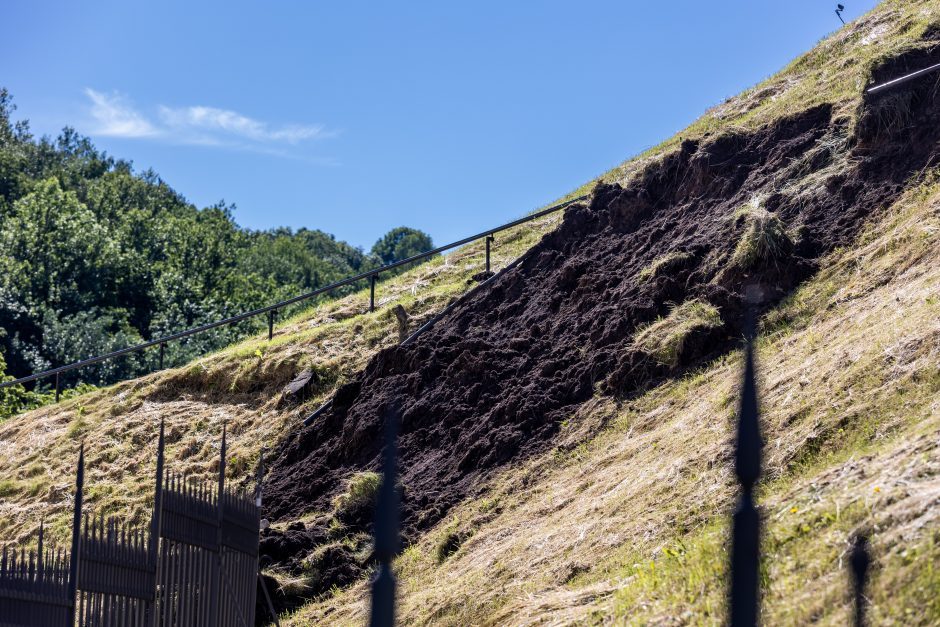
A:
[632,299,723,367]
[730,198,794,270]
[636,251,694,283]
[332,471,381,525]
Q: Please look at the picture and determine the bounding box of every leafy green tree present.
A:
[370,227,435,269]
[0,88,435,409]
[0,349,43,420]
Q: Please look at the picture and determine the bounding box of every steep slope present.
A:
[2,1,940,625]
[288,172,940,624]
[258,0,940,621]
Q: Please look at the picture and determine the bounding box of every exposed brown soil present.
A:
[261,47,940,575]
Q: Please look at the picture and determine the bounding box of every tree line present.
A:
[0,89,433,417]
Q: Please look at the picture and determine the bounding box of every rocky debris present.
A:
[280,370,316,406]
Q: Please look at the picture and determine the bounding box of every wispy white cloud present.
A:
[82,89,335,152]
[85,89,159,138]
[157,105,331,144]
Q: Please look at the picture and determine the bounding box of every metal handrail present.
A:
[867,60,940,95]
[0,194,589,393]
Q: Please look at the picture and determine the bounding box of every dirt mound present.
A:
[264,59,940,543]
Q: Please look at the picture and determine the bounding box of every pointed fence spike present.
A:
[851,533,871,627]
[728,297,762,627]
[370,404,401,627]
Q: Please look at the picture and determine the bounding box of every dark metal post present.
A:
[150,420,165,565]
[258,572,281,627]
[255,448,280,625]
[67,443,84,613]
[55,372,61,403]
[149,420,165,627]
[485,235,494,273]
[268,309,276,341]
[254,448,265,508]
[159,343,166,370]
[209,423,227,627]
[369,405,401,627]
[370,274,378,313]
[850,534,871,627]
[729,303,762,627]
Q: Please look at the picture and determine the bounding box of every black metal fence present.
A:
[0,195,588,401]
[0,421,264,626]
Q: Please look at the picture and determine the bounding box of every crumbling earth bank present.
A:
[264,69,940,552]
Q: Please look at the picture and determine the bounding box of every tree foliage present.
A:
[370,226,435,270]
[0,89,434,406]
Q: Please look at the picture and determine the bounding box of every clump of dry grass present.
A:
[435,516,472,563]
[632,299,722,367]
[730,198,794,270]
[635,250,694,283]
[332,471,381,525]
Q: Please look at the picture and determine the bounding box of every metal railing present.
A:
[0,194,589,400]
[867,59,940,95]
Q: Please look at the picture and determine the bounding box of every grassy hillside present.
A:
[1,1,939,625]
[0,207,562,542]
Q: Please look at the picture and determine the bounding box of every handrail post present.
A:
[485,234,494,273]
[55,372,61,403]
[159,343,166,370]
[370,274,378,313]
[268,309,276,341]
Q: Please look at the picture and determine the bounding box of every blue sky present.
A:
[3,1,878,250]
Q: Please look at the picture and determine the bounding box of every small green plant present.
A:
[0,480,17,497]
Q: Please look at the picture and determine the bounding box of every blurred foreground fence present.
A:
[0,421,267,626]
